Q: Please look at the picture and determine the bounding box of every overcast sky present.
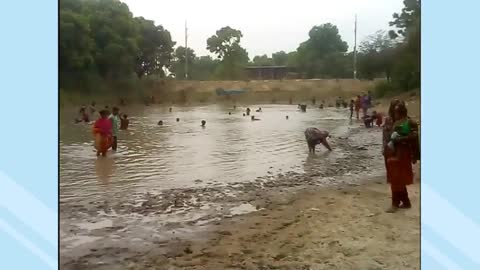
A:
[120,0,404,58]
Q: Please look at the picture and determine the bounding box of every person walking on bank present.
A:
[109,107,121,151]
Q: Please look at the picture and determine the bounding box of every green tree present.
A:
[296,23,349,78]
[388,0,420,39]
[286,51,298,68]
[171,46,196,79]
[389,0,420,90]
[252,54,274,66]
[358,30,397,81]
[60,0,176,93]
[190,56,220,80]
[272,51,288,66]
[135,17,175,78]
[207,26,249,79]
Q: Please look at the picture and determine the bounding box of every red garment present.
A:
[93,118,113,154]
[385,118,419,191]
[386,143,414,191]
[375,113,384,126]
[94,118,112,136]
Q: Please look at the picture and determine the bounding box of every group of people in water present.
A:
[78,94,419,213]
[75,102,129,157]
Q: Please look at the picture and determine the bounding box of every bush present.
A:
[373,80,395,98]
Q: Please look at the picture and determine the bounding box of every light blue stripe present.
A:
[0,172,57,247]
[423,238,461,270]
[422,183,480,266]
[0,219,56,269]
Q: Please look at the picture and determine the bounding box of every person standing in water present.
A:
[383,101,419,213]
[93,110,113,157]
[349,100,355,119]
[362,93,370,117]
[120,114,129,130]
[304,127,332,153]
[246,108,251,116]
[76,106,89,123]
[355,95,361,119]
[89,102,96,116]
[109,107,120,151]
[201,120,206,127]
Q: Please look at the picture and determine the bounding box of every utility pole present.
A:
[353,14,358,80]
[185,20,188,80]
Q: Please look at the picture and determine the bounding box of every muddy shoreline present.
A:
[60,123,419,270]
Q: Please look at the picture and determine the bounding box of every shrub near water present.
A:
[373,80,396,98]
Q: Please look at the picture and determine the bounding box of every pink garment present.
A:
[94,118,112,136]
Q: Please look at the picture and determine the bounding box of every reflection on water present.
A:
[60,104,351,206]
[95,157,115,186]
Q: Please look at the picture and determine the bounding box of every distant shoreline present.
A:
[60,78,377,108]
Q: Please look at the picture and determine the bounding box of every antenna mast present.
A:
[185,21,189,80]
[353,14,358,80]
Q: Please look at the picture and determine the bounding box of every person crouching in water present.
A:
[120,114,129,130]
[304,127,332,153]
[93,110,113,157]
[363,114,374,128]
[109,107,120,151]
[371,111,384,127]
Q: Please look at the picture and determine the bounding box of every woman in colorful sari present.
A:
[383,102,420,213]
[92,110,113,157]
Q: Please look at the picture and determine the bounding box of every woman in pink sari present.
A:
[92,110,113,157]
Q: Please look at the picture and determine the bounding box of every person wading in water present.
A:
[109,107,120,151]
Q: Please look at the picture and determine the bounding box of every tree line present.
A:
[60,0,419,94]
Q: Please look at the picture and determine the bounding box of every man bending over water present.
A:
[304,127,332,153]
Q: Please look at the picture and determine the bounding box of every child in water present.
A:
[349,100,354,119]
[201,120,206,127]
[120,114,129,130]
[93,110,113,157]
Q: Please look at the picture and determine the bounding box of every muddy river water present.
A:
[60,104,385,268]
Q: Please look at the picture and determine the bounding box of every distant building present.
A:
[244,66,289,80]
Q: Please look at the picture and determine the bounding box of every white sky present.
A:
[120,0,404,58]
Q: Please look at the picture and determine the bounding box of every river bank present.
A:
[60,103,420,270]
[60,78,376,108]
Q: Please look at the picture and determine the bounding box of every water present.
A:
[60,104,352,206]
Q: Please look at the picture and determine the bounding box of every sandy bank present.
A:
[150,176,420,270]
